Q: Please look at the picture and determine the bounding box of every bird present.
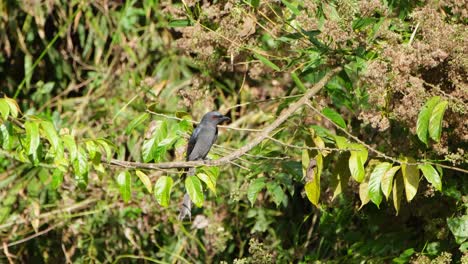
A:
[178,111,230,220]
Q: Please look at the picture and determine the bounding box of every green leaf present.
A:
[247,178,266,206]
[125,113,149,134]
[322,108,346,129]
[73,148,89,188]
[116,171,131,203]
[416,96,440,145]
[281,0,300,15]
[447,215,468,244]
[25,121,40,156]
[85,140,98,160]
[310,125,335,143]
[381,166,400,200]
[368,162,392,208]
[0,123,12,150]
[168,19,191,27]
[348,144,368,182]
[393,171,404,215]
[185,176,204,207]
[254,53,280,71]
[352,17,378,30]
[418,164,442,191]
[135,170,152,193]
[154,176,173,207]
[95,138,114,161]
[393,248,415,264]
[142,137,156,162]
[197,173,216,195]
[0,99,9,120]
[51,170,64,189]
[291,72,306,92]
[401,157,419,202]
[40,121,60,152]
[429,100,448,142]
[266,182,285,206]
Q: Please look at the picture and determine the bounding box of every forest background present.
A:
[0,0,467,263]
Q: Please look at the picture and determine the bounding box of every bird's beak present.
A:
[220,115,231,123]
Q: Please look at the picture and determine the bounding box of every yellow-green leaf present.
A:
[185,176,204,207]
[116,171,131,203]
[418,164,442,191]
[429,100,448,142]
[334,135,348,149]
[305,154,322,206]
[136,170,152,193]
[5,98,20,118]
[381,166,400,200]
[416,96,440,145]
[359,181,370,209]
[401,157,420,202]
[368,162,392,208]
[349,144,367,183]
[0,99,9,120]
[154,176,173,207]
[197,173,216,195]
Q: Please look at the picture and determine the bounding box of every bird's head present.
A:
[201,111,231,125]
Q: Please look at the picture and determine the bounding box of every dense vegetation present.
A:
[0,0,467,263]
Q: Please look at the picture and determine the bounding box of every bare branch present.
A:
[107,67,343,170]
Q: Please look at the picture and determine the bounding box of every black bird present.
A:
[178,111,230,220]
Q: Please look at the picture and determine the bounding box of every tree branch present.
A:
[107,67,342,170]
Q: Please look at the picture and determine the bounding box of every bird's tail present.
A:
[178,167,195,221]
[178,193,192,221]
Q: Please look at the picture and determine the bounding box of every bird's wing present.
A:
[212,128,218,146]
[186,125,201,161]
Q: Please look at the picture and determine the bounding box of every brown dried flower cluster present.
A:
[362,4,467,154]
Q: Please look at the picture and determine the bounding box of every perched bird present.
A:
[178,111,230,220]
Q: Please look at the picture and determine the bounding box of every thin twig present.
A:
[225,94,304,111]
[266,136,350,152]
[0,198,97,230]
[6,222,63,248]
[146,110,262,132]
[213,144,290,160]
[408,22,420,46]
